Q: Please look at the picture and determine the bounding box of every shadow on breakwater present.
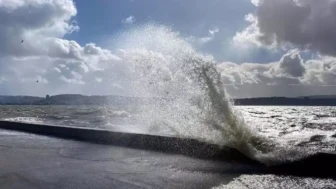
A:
[0,121,335,179]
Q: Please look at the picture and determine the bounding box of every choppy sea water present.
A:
[242,106,336,153]
[1,105,335,152]
[1,105,336,188]
[213,174,336,189]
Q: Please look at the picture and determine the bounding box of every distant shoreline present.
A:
[1,94,336,106]
[234,97,336,106]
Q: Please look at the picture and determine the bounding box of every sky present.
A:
[1,0,336,97]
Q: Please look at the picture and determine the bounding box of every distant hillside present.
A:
[299,95,336,99]
[1,94,336,106]
[0,96,43,105]
[0,94,142,106]
[234,97,336,106]
[34,94,142,106]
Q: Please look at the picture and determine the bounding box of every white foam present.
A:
[213,174,336,189]
[2,117,44,124]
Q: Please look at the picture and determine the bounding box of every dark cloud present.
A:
[277,50,305,77]
[236,0,336,56]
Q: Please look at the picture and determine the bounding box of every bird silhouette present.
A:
[21,40,24,43]
[36,80,39,83]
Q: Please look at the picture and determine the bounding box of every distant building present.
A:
[46,95,50,99]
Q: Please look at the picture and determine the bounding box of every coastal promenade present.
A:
[0,126,252,189]
[0,121,335,188]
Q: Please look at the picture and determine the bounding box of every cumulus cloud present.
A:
[233,13,268,49]
[229,0,336,97]
[235,0,336,56]
[302,57,336,86]
[218,50,302,86]
[217,50,336,97]
[122,15,135,25]
[0,0,122,95]
[0,0,78,57]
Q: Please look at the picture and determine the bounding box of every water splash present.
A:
[112,24,271,160]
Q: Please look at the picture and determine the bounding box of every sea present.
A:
[1,105,336,188]
[1,105,336,153]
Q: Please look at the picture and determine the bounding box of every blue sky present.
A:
[1,0,336,97]
[68,0,277,63]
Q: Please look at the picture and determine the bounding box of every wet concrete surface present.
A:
[0,129,255,189]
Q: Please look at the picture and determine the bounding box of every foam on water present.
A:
[213,174,336,189]
[3,117,44,124]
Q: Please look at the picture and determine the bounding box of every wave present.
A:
[110,24,336,165]
[112,24,277,162]
[2,117,44,124]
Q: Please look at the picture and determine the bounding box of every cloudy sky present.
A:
[1,0,336,98]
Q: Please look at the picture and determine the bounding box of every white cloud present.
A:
[233,14,272,49]
[217,50,336,97]
[0,0,122,95]
[0,0,79,57]
[302,56,336,86]
[218,50,304,85]
[209,28,219,36]
[60,71,85,84]
[251,0,261,6]
[198,27,220,44]
[122,15,135,25]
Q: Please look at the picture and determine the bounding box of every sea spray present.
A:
[114,24,271,160]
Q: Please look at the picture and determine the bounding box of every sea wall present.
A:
[1,120,336,178]
[0,121,255,163]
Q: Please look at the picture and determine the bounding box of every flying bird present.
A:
[21,40,24,43]
[36,80,39,83]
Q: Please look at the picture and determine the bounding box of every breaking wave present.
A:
[113,24,276,162]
